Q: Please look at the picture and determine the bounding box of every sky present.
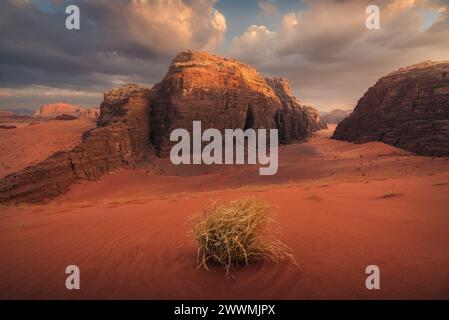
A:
[0,0,448,112]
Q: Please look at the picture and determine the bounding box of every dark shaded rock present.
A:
[303,105,328,131]
[333,61,449,156]
[54,114,77,121]
[266,77,313,144]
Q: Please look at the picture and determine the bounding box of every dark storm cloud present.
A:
[1,0,448,111]
[0,0,226,108]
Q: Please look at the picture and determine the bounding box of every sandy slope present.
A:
[0,126,448,299]
[0,119,96,178]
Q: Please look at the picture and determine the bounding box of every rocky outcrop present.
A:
[0,85,151,203]
[0,51,322,204]
[303,105,328,131]
[150,51,282,155]
[78,108,100,119]
[321,109,352,124]
[54,114,78,121]
[333,61,449,156]
[266,77,317,144]
[34,103,99,119]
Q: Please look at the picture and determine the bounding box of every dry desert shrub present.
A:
[189,198,296,276]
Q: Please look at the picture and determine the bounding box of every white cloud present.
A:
[232,25,277,63]
[203,8,228,51]
[99,0,228,56]
[229,0,449,111]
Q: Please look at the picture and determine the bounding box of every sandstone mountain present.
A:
[0,51,323,204]
[0,84,151,203]
[302,105,327,131]
[34,102,100,119]
[265,78,326,143]
[333,61,449,156]
[150,52,322,155]
[54,114,78,121]
[321,109,352,124]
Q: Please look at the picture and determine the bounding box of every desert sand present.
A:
[0,119,96,178]
[0,125,448,299]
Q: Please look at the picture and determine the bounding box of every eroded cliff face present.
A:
[333,61,449,156]
[149,51,283,156]
[302,105,328,132]
[0,51,321,204]
[0,84,151,203]
[266,77,311,144]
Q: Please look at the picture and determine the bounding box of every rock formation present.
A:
[265,77,324,143]
[34,102,100,119]
[302,105,328,131]
[151,51,279,155]
[333,61,449,156]
[321,109,352,124]
[54,114,78,121]
[0,51,322,204]
[0,84,151,203]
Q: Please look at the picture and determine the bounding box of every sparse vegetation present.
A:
[381,192,403,198]
[189,198,296,276]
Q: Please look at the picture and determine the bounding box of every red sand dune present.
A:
[0,126,448,299]
[0,119,96,179]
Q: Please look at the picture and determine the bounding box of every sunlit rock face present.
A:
[0,50,323,204]
[150,51,283,156]
[34,102,99,119]
[333,61,449,156]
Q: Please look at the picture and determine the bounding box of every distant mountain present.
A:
[33,103,99,119]
[320,109,352,124]
[0,111,15,117]
[0,108,34,116]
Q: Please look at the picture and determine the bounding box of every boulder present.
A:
[266,77,316,144]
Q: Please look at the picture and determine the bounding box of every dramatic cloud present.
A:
[0,0,227,108]
[1,0,448,111]
[232,25,278,64]
[230,0,449,110]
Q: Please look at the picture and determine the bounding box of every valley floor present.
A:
[1,125,449,299]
